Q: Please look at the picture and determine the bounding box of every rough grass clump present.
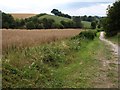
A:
[40,46,65,67]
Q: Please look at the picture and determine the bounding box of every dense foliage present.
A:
[2,12,16,29]
[2,12,83,29]
[81,15,100,22]
[51,9,71,19]
[103,0,120,36]
[78,31,97,40]
[2,9,101,29]
[73,16,83,28]
[0,11,2,28]
[91,21,96,29]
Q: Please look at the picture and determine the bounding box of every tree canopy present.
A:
[2,12,16,29]
[91,21,96,29]
[51,9,71,19]
[104,0,120,36]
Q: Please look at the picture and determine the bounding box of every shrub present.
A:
[91,21,96,29]
[26,21,35,29]
[35,23,44,29]
[78,31,97,40]
[52,23,64,29]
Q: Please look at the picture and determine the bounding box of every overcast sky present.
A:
[0,0,116,16]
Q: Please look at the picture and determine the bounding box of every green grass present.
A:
[106,33,120,46]
[2,31,118,88]
[51,38,101,88]
[39,14,72,24]
[37,14,91,29]
[81,21,91,29]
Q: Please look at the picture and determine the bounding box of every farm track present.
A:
[100,32,119,64]
[95,32,119,88]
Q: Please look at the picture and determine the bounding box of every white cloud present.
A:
[0,0,77,13]
[62,3,113,16]
[0,0,115,16]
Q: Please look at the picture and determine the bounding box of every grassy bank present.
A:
[2,31,118,88]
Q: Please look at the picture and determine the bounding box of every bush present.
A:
[78,31,97,40]
[26,21,35,29]
[42,18,55,29]
[91,21,96,29]
[52,23,64,29]
[35,23,44,29]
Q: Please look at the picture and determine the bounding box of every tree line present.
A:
[1,9,102,29]
[51,9,71,19]
[101,0,120,37]
[51,9,100,22]
[2,12,82,29]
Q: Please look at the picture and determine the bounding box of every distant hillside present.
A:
[11,13,36,19]
[35,14,91,28]
[3,12,91,29]
[38,14,72,24]
[10,13,91,28]
[81,21,91,29]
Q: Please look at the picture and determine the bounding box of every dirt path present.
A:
[95,32,119,88]
[100,32,119,64]
[100,32,119,55]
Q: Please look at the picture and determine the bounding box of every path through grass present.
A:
[2,32,118,88]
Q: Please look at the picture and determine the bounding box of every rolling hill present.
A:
[36,14,91,28]
[38,14,72,24]
[10,13,91,29]
[81,21,91,29]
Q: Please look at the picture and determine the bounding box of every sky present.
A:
[0,0,116,16]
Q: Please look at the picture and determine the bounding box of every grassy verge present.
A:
[2,31,118,88]
[106,33,120,46]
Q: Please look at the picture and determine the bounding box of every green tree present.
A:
[52,23,64,29]
[26,21,35,29]
[42,18,55,29]
[105,1,120,36]
[97,24,101,29]
[0,11,1,29]
[51,9,71,19]
[73,16,82,28]
[35,23,44,29]
[15,19,25,29]
[87,16,95,22]
[2,12,16,28]
[91,21,96,29]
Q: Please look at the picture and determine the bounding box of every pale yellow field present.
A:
[2,29,82,50]
[10,13,36,19]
